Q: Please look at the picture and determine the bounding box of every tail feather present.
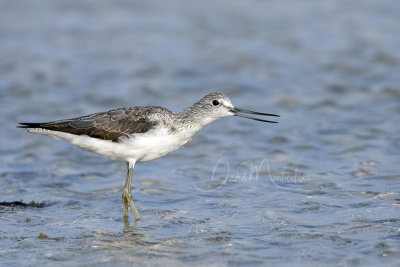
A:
[18,120,82,136]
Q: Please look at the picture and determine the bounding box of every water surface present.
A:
[1,0,400,266]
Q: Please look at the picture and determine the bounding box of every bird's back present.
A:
[18,106,187,162]
[18,106,175,142]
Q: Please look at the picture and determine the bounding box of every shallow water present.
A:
[1,0,400,266]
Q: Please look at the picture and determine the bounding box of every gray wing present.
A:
[18,107,160,142]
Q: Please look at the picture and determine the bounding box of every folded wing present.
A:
[18,107,159,142]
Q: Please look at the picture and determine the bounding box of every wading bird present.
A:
[18,93,279,221]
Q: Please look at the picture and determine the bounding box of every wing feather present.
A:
[18,107,162,142]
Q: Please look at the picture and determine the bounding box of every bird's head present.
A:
[195,92,279,123]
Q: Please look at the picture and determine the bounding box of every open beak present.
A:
[232,107,279,123]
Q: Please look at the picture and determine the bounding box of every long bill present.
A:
[232,107,279,123]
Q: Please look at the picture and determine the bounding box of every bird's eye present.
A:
[212,100,220,106]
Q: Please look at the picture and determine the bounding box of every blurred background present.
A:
[1,0,399,266]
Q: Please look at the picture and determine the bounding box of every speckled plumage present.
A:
[18,92,279,221]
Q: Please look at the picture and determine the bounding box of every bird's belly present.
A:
[122,132,188,162]
[35,128,189,163]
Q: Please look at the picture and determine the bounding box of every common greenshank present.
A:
[18,92,279,221]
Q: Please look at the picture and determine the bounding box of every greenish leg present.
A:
[122,161,141,221]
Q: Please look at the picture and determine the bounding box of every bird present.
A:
[18,92,279,221]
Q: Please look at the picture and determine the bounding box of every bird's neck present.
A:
[176,105,216,138]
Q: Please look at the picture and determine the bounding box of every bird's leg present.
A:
[122,161,141,221]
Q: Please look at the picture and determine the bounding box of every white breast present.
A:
[27,127,190,163]
[120,128,189,162]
